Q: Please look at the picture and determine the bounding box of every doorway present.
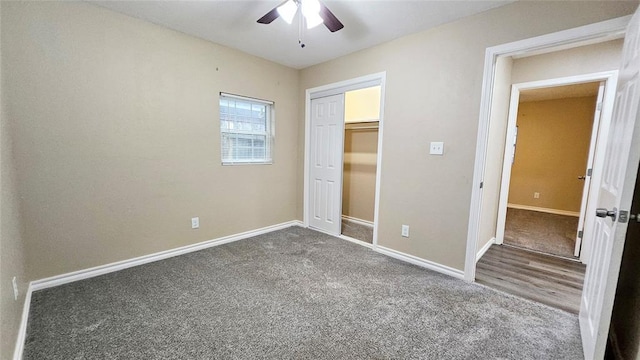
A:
[464,14,637,359]
[475,73,617,313]
[493,73,618,266]
[498,81,604,259]
[464,18,629,282]
[475,75,617,315]
[340,86,381,244]
[304,72,386,248]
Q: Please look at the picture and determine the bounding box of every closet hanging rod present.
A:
[345,125,379,130]
[345,120,379,124]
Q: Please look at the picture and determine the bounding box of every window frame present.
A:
[219,92,274,166]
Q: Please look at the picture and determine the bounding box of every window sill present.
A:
[222,161,273,166]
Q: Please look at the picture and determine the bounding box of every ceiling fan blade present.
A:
[257,7,280,24]
[319,2,344,32]
[258,0,295,24]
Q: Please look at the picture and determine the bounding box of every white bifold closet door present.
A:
[309,94,345,235]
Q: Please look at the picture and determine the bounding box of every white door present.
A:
[575,82,606,257]
[580,8,640,360]
[309,94,345,234]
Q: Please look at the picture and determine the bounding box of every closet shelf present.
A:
[345,119,379,130]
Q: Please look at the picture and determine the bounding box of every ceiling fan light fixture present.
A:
[277,0,298,25]
[305,13,324,29]
[301,0,323,29]
[257,0,344,37]
[301,0,321,17]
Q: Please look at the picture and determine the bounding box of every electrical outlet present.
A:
[429,142,444,155]
[401,225,410,238]
[12,277,18,301]
[191,217,199,229]
[534,192,540,199]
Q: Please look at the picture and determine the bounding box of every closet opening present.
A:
[340,86,381,244]
[304,72,386,248]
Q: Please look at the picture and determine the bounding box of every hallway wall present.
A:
[508,96,597,213]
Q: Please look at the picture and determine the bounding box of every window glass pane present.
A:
[220,95,272,164]
[237,136,252,147]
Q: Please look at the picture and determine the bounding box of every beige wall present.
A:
[512,39,624,84]
[298,1,637,271]
[0,0,28,357]
[3,2,300,280]
[508,96,596,212]
[342,128,378,222]
[345,86,381,123]
[477,56,513,253]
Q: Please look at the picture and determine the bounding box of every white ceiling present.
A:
[91,0,514,69]
[520,82,601,102]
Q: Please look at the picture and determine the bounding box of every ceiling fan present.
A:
[257,0,344,33]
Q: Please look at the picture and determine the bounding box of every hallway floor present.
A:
[504,208,579,258]
[476,244,586,314]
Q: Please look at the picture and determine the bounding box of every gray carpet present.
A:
[341,218,373,243]
[25,227,583,359]
[504,208,579,258]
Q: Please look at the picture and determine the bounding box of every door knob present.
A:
[596,207,617,221]
[578,176,586,180]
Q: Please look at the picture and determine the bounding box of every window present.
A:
[219,93,274,165]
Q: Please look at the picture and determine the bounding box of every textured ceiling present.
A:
[520,82,601,102]
[91,0,514,69]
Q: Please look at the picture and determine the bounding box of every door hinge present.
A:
[578,230,583,239]
[597,102,603,111]
[480,182,484,189]
[587,168,593,177]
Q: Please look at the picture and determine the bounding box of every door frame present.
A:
[304,72,387,248]
[464,15,631,282]
[575,82,606,258]
[494,72,618,264]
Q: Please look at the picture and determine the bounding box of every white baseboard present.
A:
[15,220,466,359]
[291,225,463,280]
[13,285,33,360]
[476,237,496,263]
[339,234,374,249]
[31,220,302,291]
[341,215,374,228]
[306,223,374,249]
[14,220,303,360]
[375,245,465,280]
[507,203,580,217]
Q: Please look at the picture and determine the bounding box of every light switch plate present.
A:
[430,142,444,155]
[401,225,410,238]
[191,217,199,229]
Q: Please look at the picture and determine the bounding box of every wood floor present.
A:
[476,244,586,314]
